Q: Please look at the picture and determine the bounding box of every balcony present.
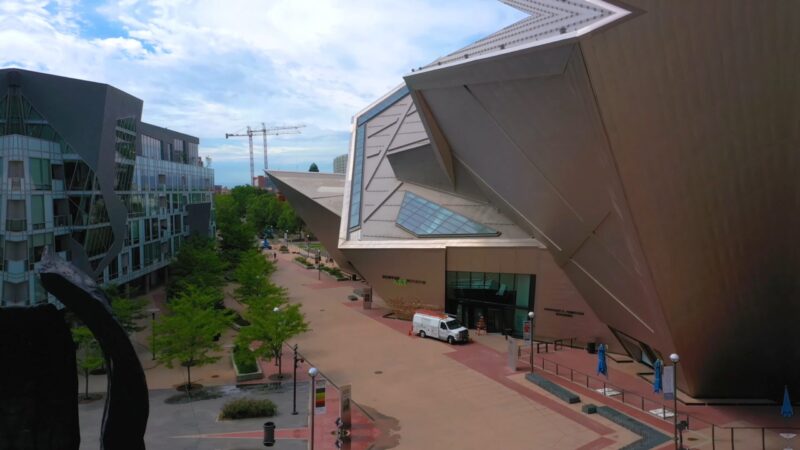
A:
[6,219,26,232]
[3,260,29,282]
[9,177,23,191]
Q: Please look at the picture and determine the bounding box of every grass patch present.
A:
[219,397,277,420]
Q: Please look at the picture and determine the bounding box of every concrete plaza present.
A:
[77,244,800,449]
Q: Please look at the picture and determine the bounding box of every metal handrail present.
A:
[523,351,800,449]
[5,218,26,232]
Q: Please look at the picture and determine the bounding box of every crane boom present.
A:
[225,123,305,186]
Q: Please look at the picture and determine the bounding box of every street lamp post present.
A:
[273,307,284,378]
[528,311,535,374]
[308,367,319,450]
[146,308,159,360]
[292,344,300,415]
[670,353,680,449]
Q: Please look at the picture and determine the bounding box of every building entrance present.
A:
[445,271,534,337]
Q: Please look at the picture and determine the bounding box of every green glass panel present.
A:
[30,195,44,226]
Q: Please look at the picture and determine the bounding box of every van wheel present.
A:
[419,331,426,338]
[447,336,455,345]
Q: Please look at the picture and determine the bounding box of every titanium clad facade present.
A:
[405,0,800,397]
[333,85,615,341]
[0,69,214,306]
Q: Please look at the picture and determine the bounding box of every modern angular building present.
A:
[276,0,800,399]
[0,69,215,306]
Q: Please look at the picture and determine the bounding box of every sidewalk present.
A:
[271,247,644,449]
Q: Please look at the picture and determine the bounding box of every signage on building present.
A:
[315,379,327,414]
[382,275,426,285]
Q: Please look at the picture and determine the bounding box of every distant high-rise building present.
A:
[333,154,348,174]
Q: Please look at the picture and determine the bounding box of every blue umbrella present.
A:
[653,359,663,393]
[782,386,794,418]
[597,343,608,377]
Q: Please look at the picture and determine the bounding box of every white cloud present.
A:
[0,0,527,185]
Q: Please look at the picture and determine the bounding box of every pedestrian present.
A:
[273,252,277,261]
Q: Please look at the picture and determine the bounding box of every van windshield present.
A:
[445,320,462,330]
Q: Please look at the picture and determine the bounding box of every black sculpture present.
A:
[0,304,79,449]
[31,250,149,449]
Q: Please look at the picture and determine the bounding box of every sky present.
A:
[0,0,527,187]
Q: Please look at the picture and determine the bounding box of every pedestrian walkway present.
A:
[271,248,643,449]
[270,246,800,449]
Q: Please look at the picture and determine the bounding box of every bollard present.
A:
[263,421,276,447]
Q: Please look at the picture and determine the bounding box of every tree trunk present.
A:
[277,348,282,378]
[186,363,192,391]
[84,368,90,400]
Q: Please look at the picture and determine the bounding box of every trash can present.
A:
[263,421,275,447]
[586,342,597,354]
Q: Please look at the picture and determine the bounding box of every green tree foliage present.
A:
[152,285,233,390]
[308,162,319,172]
[237,291,309,378]
[245,194,281,233]
[230,185,262,217]
[277,202,303,233]
[72,326,104,400]
[168,236,226,301]
[234,250,280,303]
[219,220,255,265]
[104,284,148,334]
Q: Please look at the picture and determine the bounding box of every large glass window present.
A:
[29,157,51,190]
[445,271,535,337]
[30,195,44,230]
[396,192,500,237]
[348,124,365,231]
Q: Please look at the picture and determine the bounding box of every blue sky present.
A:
[1,0,527,187]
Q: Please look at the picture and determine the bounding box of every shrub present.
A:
[220,398,277,420]
[279,245,288,253]
[294,256,308,265]
[233,346,259,374]
[329,267,343,278]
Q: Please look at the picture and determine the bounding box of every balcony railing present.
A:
[54,215,71,227]
[6,219,26,232]
[3,260,29,282]
[9,177,23,191]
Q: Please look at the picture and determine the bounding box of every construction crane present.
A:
[225,123,305,186]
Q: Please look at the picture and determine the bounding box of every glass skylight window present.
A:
[396,191,500,238]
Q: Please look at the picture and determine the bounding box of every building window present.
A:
[30,195,45,230]
[29,158,51,190]
[445,271,535,336]
[395,192,500,238]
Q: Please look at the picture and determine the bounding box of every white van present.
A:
[412,310,469,344]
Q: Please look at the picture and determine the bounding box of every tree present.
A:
[234,250,278,303]
[237,293,309,379]
[72,326,104,400]
[105,284,148,334]
[219,220,255,265]
[168,235,227,301]
[277,202,303,233]
[152,285,233,390]
[308,162,319,172]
